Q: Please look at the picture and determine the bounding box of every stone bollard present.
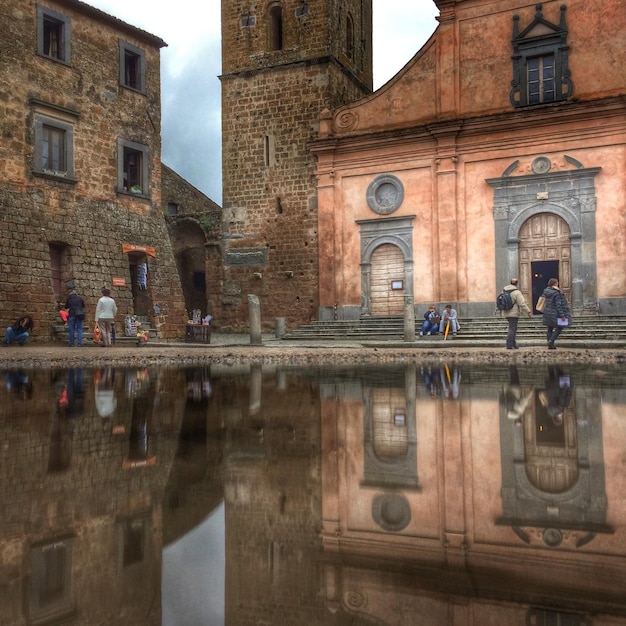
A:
[404,296,416,342]
[275,317,286,338]
[248,294,263,345]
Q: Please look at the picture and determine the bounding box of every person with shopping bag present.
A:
[95,288,117,347]
[540,278,572,350]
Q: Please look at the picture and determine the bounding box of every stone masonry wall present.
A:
[162,163,224,322]
[0,0,187,341]
[220,0,373,331]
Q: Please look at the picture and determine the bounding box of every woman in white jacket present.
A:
[95,288,118,347]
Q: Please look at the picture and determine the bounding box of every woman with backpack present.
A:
[541,278,572,350]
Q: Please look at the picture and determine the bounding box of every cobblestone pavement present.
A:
[1,333,625,368]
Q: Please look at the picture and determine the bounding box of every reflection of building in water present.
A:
[321,364,626,624]
[163,366,223,544]
[208,363,334,625]
[499,366,612,547]
[0,367,187,624]
[363,367,418,492]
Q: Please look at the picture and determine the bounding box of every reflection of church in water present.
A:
[320,364,624,623]
[499,365,611,549]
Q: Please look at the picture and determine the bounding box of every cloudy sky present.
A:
[88,1,439,204]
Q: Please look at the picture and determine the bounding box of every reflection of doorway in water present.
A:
[531,260,558,314]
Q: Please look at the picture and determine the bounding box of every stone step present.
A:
[51,318,156,345]
[283,315,626,343]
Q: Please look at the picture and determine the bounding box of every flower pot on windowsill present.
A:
[130,186,143,194]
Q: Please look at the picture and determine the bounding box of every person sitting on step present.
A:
[420,305,440,336]
[439,305,460,335]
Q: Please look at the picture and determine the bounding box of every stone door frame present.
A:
[356,216,415,317]
[488,160,600,312]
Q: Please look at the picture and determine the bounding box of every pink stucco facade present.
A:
[313,0,626,320]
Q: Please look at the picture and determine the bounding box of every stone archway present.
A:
[519,212,571,307]
[168,219,209,318]
[488,159,600,313]
[357,215,415,317]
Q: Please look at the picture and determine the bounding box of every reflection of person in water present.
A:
[4,369,33,400]
[421,366,441,397]
[440,364,461,399]
[536,366,573,444]
[66,368,85,420]
[541,365,573,424]
[94,367,117,418]
[503,365,533,425]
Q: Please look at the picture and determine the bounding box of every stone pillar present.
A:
[275,317,286,338]
[249,364,262,414]
[248,294,262,345]
[404,295,416,342]
[430,125,462,303]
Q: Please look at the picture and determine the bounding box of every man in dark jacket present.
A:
[65,288,86,347]
[541,278,573,350]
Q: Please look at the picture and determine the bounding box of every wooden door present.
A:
[370,244,404,316]
[519,213,571,305]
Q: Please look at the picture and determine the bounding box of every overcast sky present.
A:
[87,1,439,204]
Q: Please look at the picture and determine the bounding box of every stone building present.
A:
[220,0,373,330]
[0,0,187,341]
[162,164,223,325]
[312,0,626,321]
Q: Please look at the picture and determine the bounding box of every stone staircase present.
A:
[51,315,157,345]
[282,314,626,349]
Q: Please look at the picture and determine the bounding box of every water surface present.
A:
[2,362,625,625]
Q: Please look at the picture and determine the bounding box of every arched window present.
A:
[269,4,283,51]
[346,12,354,61]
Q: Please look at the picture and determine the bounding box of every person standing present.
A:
[65,287,86,347]
[3,315,34,346]
[541,278,572,350]
[502,278,532,350]
[95,288,117,347]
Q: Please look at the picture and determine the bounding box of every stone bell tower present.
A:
[220,0,373,329]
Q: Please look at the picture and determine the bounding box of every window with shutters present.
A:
[37,5,71,63]
[510,4,572,108]
[119,40,146,92]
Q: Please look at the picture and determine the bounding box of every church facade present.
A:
[312,0,626,321]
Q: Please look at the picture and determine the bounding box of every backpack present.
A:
[496,290,515,311]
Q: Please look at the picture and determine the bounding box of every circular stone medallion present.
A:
[532,156,552,174]
[366,174,404,215]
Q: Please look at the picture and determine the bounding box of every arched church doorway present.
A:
[370,243,404,316]
[519,213,571,313]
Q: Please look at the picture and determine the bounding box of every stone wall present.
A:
[0,0,187,341]
[220,0,373,330]
[162,164,224,323]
